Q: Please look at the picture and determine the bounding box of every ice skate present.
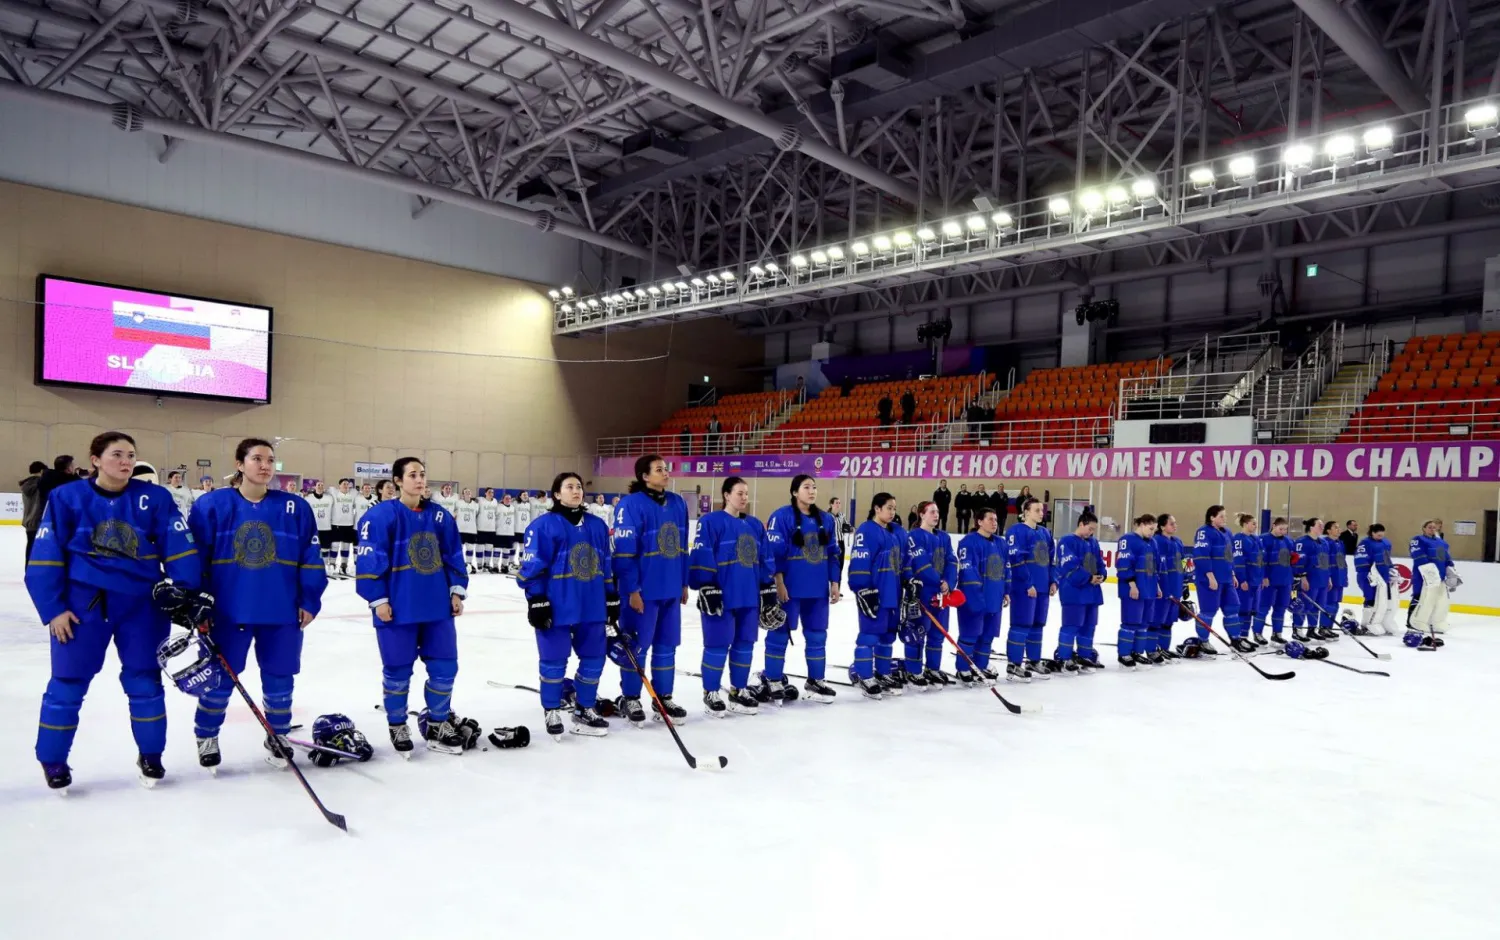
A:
[802,678,837,703]
[196,736,221,775]
[570,706,609,736]
[136,753,165,789]
[703,689,728,717]
[616,695,647,727]
[388,722,415,759]
[857,676,885,699]
[652,696,689,724]
[726,687,760,715]
[875,672,904,696]
[1074,654,1104,671]
[1117,655,1137,670]
[264,733,295,768]
[424,716,465,755]
[544,708,566,740]
[904,668,930,690]
[1007,662,1033,682]
[42,762,71,793]
[1231,637,1257,654]
[1027,659,1053,679]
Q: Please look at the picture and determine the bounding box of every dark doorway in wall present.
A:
[1484,511,1496,563]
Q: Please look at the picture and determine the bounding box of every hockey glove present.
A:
[487,725,531,749]
[1177,598,1196,622]
[150,579,188,613]
[696,584,724,618]
[526,595,553,631]
[1445,569,1462,591]
[173,590,216,630]
[605,623,634,668]
[854,587,881,620]
[604,590,621,629]
[901,578,923,623]
[1181,584,1191,601]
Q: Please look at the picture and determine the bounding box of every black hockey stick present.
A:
[1185,609,1295,681]
[1308,658,1390,677]
[620,643,727,772]
[1299,594,1391,660]
[785,672,855,688]
[484,680,620,717]
[921,607,1038,714]
[198,626,348,831]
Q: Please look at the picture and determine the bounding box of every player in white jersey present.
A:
[165,469,196,519]
[434,483,460,517]
[587,494,611,524]
[355,483,376,524]
[378,479,398,503]
[456,488,480,573]
[330,478,360,576]
[477,488,500,573]
[495,494,518,574]
[527,491,550,521]
[194,477,217,502]
[512,495,533,572]
[304,481,336,573]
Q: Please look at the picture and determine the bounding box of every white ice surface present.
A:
[0,524,1496,940]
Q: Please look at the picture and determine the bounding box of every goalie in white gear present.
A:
[1354,524,1398,635]
[495,494,518,574]
[304,481,336,573]
[329,478,360,576]
[477,488,500,573]
[456,488,480,573]
[1408,520,1456,637]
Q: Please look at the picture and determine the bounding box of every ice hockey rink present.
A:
[0,524,1495,940]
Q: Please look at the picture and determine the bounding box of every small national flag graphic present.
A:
[112,311,212,350]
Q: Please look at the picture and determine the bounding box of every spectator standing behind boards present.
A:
[706,415,722,455]
[877,394,894,426]
[1340,520,1359,559]
[994,485,1010,528]
[19,460,46,561]
[900,388,917,424]
[955,485,972,532]
[933,479,953,531]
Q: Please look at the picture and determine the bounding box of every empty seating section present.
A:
[756,375,988,452]
[645,389,795,450]
[953,359,1169,450]
[1340,332,1500,443]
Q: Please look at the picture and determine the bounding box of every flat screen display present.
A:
[34,274,272,404]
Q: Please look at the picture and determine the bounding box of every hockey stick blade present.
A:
[1348,636,1392,660]
[620,643,728,772]
[486,679,540,692]
[920,608,1032,714]
[1315,658,1391,677]
[1187,612,1295,680]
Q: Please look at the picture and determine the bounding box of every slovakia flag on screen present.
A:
[111,310,212,350]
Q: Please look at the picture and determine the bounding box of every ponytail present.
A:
[867,492,896,522]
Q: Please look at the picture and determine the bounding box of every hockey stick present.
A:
[484,680,620,717]
[197,626,348,831]
[1185,609,1295,681]
[287,737,368,759]
[1299,594,1391,660]
[620,643,727,772]
[919,607,1037,714]
[785,671,855,688]
[1307,658,1390,677]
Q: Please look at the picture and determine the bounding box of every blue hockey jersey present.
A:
[1354,537,1394,585]
[1057,533,1105,606]
[1409,533,1453,593]
[765,505,843,598]
[1261,534,1295,586]
[612,490,689,601]
[689,510,774,610]
[1232,532,1264,587]
[1005,523,1055,593]
[189,488,328,623]
[1115,532,1160,599]
[1324,536,1348,589]
[848,520,908,608]
[26,479,201,624]
[1294,534,1328,589]
[1153,533,1187,596]
[957,532,1008,613]
[1193,524,1234,581]
[355,499,468,624]
[518,510,614,626]
[906,527,957,603]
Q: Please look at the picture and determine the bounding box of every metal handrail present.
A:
[1324,395,1500,443]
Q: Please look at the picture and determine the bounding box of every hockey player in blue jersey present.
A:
[1115,514,1162,668]
[1232,513,1266,648]
[518,472,615,738]
[847,493,908,699]
[611,455,691,725]
[1054,510,1105,673]
[188,438,328,771]
[1152,513,1187,661]
[765,474,843,703]
[1408,519,1456,644]
[1354,524,1398,635]
[689,477,776,716]
[1258,518,1296,643]
[1292,518,1330,643]
[1004,497,1057,681]
[1193,505,1244,652]
[1322,520,1351,635]
[956,507,1008,684]
[26,432,202,790]
[355,456,470,755]
[903,501,958,688]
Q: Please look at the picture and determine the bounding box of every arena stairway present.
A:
[736,395,804,452]
[925,382,1010,450]
[1281,362,1382,443]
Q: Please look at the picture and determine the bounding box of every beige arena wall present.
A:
[0,180,760,488]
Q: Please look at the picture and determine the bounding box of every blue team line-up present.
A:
[21,438,1461,791]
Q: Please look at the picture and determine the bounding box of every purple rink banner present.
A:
[595,442,1500,482]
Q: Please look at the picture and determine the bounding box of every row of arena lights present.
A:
[550,104,1500,315]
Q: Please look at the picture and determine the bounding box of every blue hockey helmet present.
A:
[1403,631,1425,648]
[310,713,373,765]
[1284,640,1306,660]
[312,712,356,743]
[155,629,222,697]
